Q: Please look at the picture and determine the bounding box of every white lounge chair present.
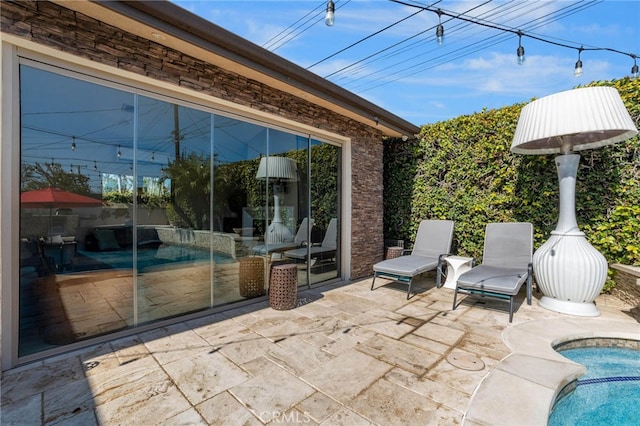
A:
[284,218,337,261]
[452,222,533,322]
[371,219,454,299]
[251,217,313,256]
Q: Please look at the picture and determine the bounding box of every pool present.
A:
[75,244,234,272]
[549,339,640,425]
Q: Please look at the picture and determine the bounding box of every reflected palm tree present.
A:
[162,153,211,229]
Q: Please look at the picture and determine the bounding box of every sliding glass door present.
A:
[17,62,341,359]
[308,140,340,285]
[135,98,214,323]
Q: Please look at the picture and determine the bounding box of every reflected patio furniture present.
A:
[20,238,50,276]
[371,219,454,299]
[283,218,337,262]
[239,256,265,298]
[251,217,314,257]
[41,235,77,273]
[452,222,533,322]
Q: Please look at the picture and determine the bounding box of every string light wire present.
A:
[338,0,637,92]
[389,0,637,74]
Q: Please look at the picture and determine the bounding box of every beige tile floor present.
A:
[2,273,638,425]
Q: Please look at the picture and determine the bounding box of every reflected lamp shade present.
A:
[510,86,638,318]
[256,156,298,181]
[255,156,298,244]
[511,86,637,155]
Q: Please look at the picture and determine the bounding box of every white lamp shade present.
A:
[255,156,298,181]
[511,86,638,155]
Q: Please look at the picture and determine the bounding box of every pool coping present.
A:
[462,317,640,425]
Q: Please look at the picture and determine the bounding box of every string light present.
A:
[71,136,76,152]
[574,47,584,78]
[517,31,525,65]
[117,145,122,159]
[384,1,638,78]
[435,9,444,46]
[325,0,335,27]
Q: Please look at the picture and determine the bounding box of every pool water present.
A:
[548,346,640,426]
[76,244,234,272]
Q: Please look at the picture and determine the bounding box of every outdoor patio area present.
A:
[2,273,638,425]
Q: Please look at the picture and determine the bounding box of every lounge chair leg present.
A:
[371,275,377,291]
[509,297,514,322]
[452,289,458,310]
[407,279,412,299]
[526,267,533,305]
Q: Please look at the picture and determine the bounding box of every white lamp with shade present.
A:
[511,86,638,316]
[256,156,298,244]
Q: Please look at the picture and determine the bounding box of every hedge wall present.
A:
[383,77,639,291]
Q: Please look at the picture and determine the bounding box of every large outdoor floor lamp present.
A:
[256,156,298,243]
[511,86,638,316]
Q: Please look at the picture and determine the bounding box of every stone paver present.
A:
[1,276,638,425]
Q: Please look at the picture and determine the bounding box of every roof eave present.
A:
[84,0,419,138]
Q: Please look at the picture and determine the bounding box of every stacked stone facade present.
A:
[611,264,640,308]
[1,0,386,279]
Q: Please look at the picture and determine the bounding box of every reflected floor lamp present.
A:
[511,86,638,316]
[256,156,298,244]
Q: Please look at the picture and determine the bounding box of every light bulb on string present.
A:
[516,32,525,65]
[325,1,334,27]
[435,10,444,46]
[574,47,584,77]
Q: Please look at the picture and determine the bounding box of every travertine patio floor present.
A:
[2,274,638,425]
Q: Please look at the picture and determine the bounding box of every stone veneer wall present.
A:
[154,228,237,259]
[611,264,640,308]
[1,0,386,279]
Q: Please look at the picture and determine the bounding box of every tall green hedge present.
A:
[384,77,639,290]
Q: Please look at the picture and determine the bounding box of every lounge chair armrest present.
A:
[401,249,412,256]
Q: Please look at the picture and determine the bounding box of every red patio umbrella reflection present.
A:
[21,187,102,236]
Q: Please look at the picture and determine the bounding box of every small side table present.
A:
[386,246,404,260]
[443,256,474,290]
[239,257,265,298]
[269,264,298,310]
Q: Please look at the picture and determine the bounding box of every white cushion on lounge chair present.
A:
[453,222,533,322]
[456,265,527,295]
[372,255,439,277]
[371,219,454,299]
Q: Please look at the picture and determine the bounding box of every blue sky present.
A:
[171,1,639,126]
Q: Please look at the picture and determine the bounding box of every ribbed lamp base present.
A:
[538,296,600,317]
[266,221,293,244]
[533,232,607,317]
